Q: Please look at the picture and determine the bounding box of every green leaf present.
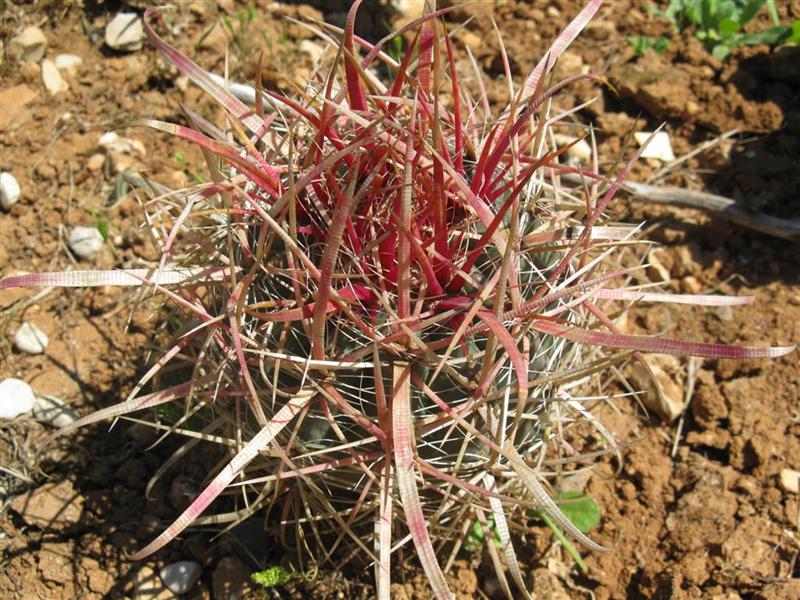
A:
[251,566,294,588]
[712,43,732,60]
[737,25,792,46]
[95,217,109,242]
[740,0,768,26]
[555,492,601,534]
[719,18,742,36]
[790,20,800,44]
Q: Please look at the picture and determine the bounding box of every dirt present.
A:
[1,1,798,599]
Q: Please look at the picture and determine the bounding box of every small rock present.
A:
[13,321,48,354]
[458,30,482,51]
[681,275,702,295]
[628,354,685,421]
[69,226,104,259]
[105,13,145,52]
[212,556,250,600]
[646,248,671,283]
[133,565,177,600]
[299,39,325,64]
[554,50,584,79]
[160,561,202,595]
[99,131,147,156]
[634,131,676,162]
[33,395,79,428]
[779,469,799,494]
[54,53,83,76]
[584,21,616,41]
[0,378,36,419]
[10,479,84,529]
[42,59,69,95]
[392,0,425,19]
[553,133,592,163]
[0,171,21,210]
[10,26,48,62]
[85,560,115,594]
[87,153,106,172]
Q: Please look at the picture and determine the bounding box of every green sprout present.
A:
[649,0,799,60]
[531,492,601,573]
[627,34,670,56]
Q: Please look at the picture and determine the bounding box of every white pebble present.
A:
[13,322,48,354]
[0,172,21,210]
[42,59,69,95]
[69,226,104,259]
[99,131,146,156]
[9,26,48,62]
[0,378,36,420]
[779,469,799,494]
[160,561,202,595]
[105,13,145,52]
[634,131,676,162]
[32,395,78,428]
[54,54,83,76]
[554,134,593,163]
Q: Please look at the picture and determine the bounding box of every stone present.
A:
[0,85,37,131]
[10,479,84,529]
[0,378,36,419]
[69,226,104,259]
[87,153,106,172]
[10,26,48,62]
[42,59,69,95]
[160,561,202,595]
[645,248,671,283]
[39,542,74,583]
[554,50,584,79]
[0,171,21,209]
[133,565,177,600]
[212,556,250,600]
[54,53,83,76]
[553,134,592,163]
[85,559,115,594]
[392,0,425,19]
[13,321,48,354]
[458,31,482,51]
[779,469,799,494]
[33,395,79,428]
[105,13,145,52]
[299,39,325,64]
[628,354,685,421]
[634,131,675,162]
[99,131,147,156]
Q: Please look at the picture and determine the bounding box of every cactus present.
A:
[2,2,793,598]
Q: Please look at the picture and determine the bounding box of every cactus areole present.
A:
[1,2,793,598]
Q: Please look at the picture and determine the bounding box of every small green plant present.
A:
[627,34,670,56]
[464,517,503,553]
[532,492,601,572]
[251,566,294,589]
[650,0,800,60]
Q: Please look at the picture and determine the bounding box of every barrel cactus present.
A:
[2,1,792,598]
